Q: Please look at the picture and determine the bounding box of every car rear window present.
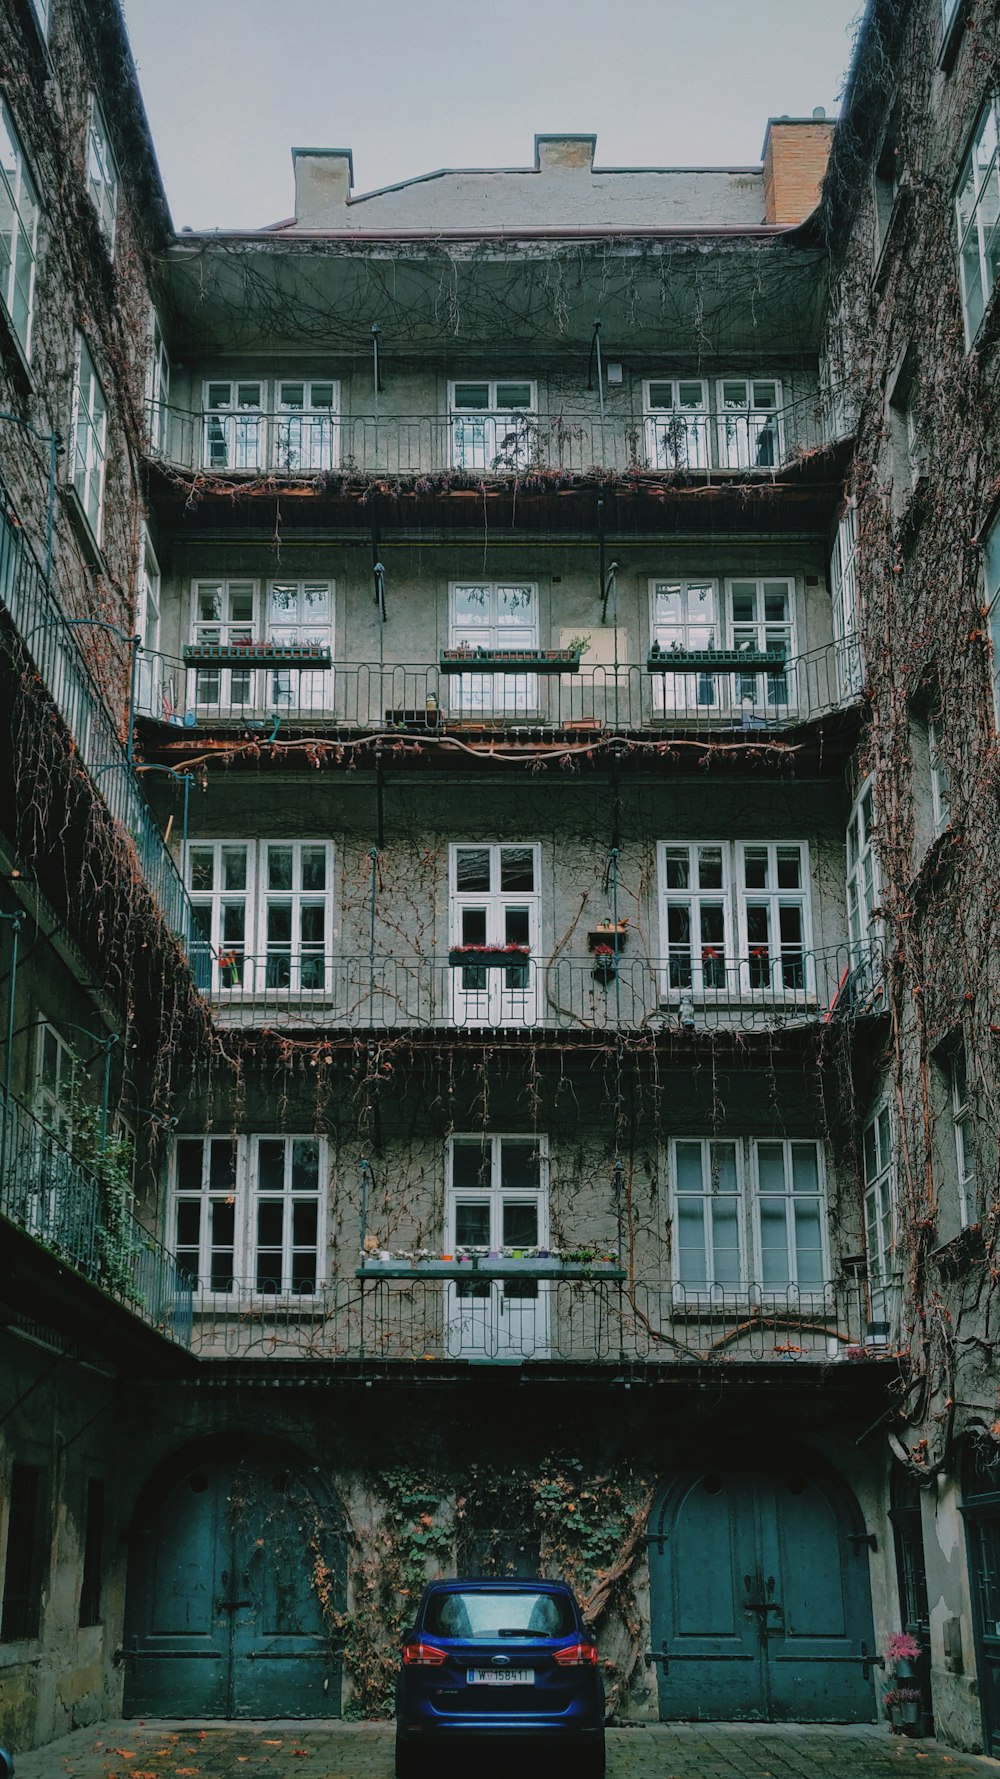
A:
[424,1590,575,1638]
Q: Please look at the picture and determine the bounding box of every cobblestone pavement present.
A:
[8,1722,1000,1779]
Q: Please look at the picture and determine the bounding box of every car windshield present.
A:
[424,1590,575,1639]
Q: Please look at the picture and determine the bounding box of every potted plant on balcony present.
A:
[591,942,618,985]
[448,941,531,967]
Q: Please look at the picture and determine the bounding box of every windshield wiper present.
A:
[497,1628,551,1638]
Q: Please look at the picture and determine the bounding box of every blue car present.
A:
[395,1577,605,1778]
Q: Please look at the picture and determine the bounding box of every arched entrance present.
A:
[123,1443,346,1718]
[647,1455,877,1721]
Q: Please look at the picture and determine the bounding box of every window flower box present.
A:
[588,922,629,953]
[439,647,582,675]
[448,944,531,966]
[183,641,332,669]
[646,644,786,674]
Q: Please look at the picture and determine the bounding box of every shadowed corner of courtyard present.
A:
[7,1721,1000,1779]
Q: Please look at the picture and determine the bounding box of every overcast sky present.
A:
[121,0,863,232]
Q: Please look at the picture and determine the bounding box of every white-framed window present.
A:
[450,842,539,1027]
[658,841,811,1001]
[34,1022,77,1144]
[643,379,709,470]
[146,312,170,454]
[172,1134,325,1296]
[846,777,880,957]
[274,379,339,471]
[186,839,334,999]
[950,1047,975,1225]
[649,577,795,717]
[449,582,538,716]
[863,1102,895,1284]
[26,0,49,37]
[85,96,118,251]
[203,381,264,470]
[265,580,334,710]
[449,379,536,471]
[71,337,107,540]
[930,715,950,830]
[831,500,863,697]
[189,579,335,714]
[670,1137,828,1294]
[942,0,963,31]
[873,125,902,257]
[955,96,1000,346]
[716,378,783,469]
[0,101,40,359]
[446,1134,549,1357]
[983,505,1000,720]
[134,529,161,718]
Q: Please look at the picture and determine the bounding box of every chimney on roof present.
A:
[534,134,597,173]
[761,113,835,224]
[292,147,354,225]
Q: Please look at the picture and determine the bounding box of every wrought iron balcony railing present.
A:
[189,1273,888,1366]
[191,942,884,1034]
[135,641,864,737]
[0,1090,193,1347]
[144,402,824,482]
[0,493,199,953]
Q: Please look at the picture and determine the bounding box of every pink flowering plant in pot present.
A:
[885,1631,922,1678]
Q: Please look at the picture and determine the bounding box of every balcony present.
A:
[135,641,863,742]
[144,400,826,485]
[0,491,199,953]
[190,942,884,1035]
[0,1089,193,1347]
[189,1273,887,1367]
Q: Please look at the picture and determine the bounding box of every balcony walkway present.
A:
[188,943,884,1036]
[190,1274,889,1367]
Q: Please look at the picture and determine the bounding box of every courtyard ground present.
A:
[8,1721,1000,1779]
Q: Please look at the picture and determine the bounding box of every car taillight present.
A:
[554,1642,598,1666]
[403,1641,447,1666]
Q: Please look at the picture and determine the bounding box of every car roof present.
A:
[419,1578,577,1598]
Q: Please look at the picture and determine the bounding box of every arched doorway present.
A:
[962,1436,1000,1757]
[647,1455,878,1721]
[122,1443,346,1718]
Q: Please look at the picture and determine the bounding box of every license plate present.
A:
[467,1668,533,1685]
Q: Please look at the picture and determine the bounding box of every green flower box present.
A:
[646,646,786,674]
[440,648,582,675]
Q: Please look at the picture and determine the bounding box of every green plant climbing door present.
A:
[123,1455,344,1718]
[648,1462,877,1722]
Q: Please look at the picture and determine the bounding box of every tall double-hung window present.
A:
[0,102,40,359]
[650,578,794,717]
[955,96,1000,344]
[172,1134,324,1296]
[670,1137,828,1294]
[449,380,536,471]
[831,501,863,697]
[189,579,334,714]
[863,1103,895,1285]
[86,97,118,251]
[187,839,334,999]
[659,841,812,1000]
[71,338,108,539]
[449,582,538,716]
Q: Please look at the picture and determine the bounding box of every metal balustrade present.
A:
[190,1274,886,1366]
[145,402,824,481]
[0,1089,193,1346]
[135,641,863,736]
[0,494,199,953]
[192,942,884,1034]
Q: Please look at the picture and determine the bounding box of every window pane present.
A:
[207,1141,236,1192]
[291,1139,319,1191]
[453,383,489,409]
[709,1142,738,1194]
[176,1141,203,1192]
[503,1201,538,1246]
[495,383,532,408]
[500,846,534,890]
[266,902,293,944]
[677,1198,707,1284]
[258,1139,284,1193]
[757,1144,785,1194]
[257,1201,284,1247]
[664,849,690,890]
[501,1141,539,1191]
[453,1142,488,1190]
[222,847,248,891]
[267,847,293,890]
[301,847,327,890]
[455,1201,491,1246]
[759,1198,789,1283]
[791,1145,819,1193]
[743,849,768,888]
[675,1142,704,1193]
[456,848,491,892]
[711,1198,742,1284]
[776,848,801,888]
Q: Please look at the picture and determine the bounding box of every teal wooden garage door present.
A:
[648,1464,877,1722]
[123,1456,344,1718]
